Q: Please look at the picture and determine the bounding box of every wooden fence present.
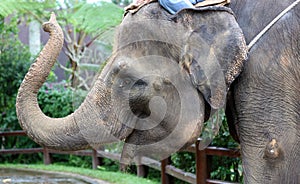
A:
[0,131,240,184]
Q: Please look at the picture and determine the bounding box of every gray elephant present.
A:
[225,0,300,183]
[17,4,246,156]
[16,0,299,184]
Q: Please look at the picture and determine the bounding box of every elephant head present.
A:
[16,3,247,162]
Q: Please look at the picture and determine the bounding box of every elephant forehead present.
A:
[115,19,187,50]
[110,55,189,84]
[121,3,237,39]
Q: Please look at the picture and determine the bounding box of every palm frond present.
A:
[0,0,55,17]
[60,1,124,36]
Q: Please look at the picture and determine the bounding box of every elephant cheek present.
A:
[119,94,205,164]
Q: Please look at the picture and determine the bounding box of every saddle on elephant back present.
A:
[125,0,231,14]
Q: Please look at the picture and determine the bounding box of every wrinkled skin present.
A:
[107,5,247,162]
[226,0,300,183]
[16,3,247,165]
[16,0,299,183]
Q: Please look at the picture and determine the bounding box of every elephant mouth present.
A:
[128,87,151,119]
[129,101,151,119]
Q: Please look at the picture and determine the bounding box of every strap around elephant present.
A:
[247,0,300,51]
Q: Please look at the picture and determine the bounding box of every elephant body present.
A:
[16,0,299,183]
[227,0,300,183]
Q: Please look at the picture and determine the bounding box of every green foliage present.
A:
[171,152,196,173]
[210,159,243,182]
[59,1,124,36]
[112,0,132,6]
[0,0,55,17]
[0,164,159,184]
[50,154,92,168]
[209,117,242,182]
[0,15,42,164]
[1,0,123,90]
[37,82,87,118]
[38,83,73,118]
[170,114,243,183]
[55,1,123,89]
[98,158,120,172]
[0,15,31,131]
[0,80,87,163]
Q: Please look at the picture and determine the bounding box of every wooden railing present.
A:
[0,131,240,184]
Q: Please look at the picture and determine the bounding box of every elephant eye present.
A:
[134,79,147,87]
[119,78,132,88]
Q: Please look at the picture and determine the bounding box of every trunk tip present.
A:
[49,12,57,23]
[42,12,60,33]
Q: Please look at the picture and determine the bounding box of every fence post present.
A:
[92,149,103,170]
[196,139,207,184]
[161,157,173,184]
[136,156,147,178]
[43,147,52,165]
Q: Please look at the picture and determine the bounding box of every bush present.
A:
[170,114,242,183]
[0,15,88,164]
[209,117,242,182]
[37,82,88,117]
[0,16,31,131]
[0,15,40,163]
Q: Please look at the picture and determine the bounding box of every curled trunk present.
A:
[16,13,132,150]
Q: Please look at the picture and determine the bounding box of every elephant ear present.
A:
[178,7,248,109]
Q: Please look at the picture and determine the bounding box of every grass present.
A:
[0,163,159,184]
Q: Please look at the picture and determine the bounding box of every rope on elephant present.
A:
[247,0,300,51]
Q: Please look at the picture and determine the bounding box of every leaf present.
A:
[61,1,124,36]
[0,0,55,17]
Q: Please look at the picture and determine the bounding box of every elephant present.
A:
[17,4,246,158]
[225,0,300,183]
[15,0,299,184]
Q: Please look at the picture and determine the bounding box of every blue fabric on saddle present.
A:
[124,0,230,15]
[159,0,204,14]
